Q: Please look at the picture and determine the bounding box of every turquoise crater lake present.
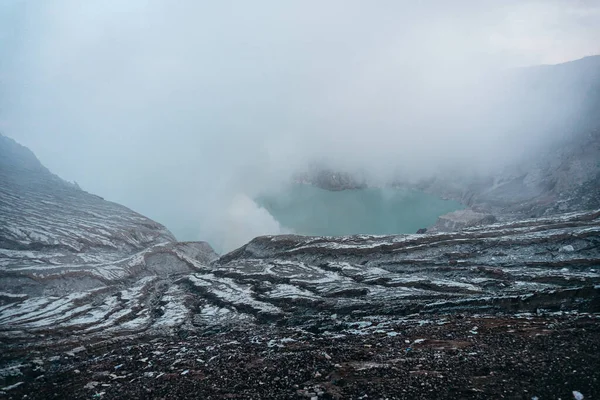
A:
[255,184,464,236]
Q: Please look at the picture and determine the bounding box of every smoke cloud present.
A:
[1,0,599,251]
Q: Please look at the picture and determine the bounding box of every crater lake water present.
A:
[255,184,464,236]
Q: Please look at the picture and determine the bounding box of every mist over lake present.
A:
[255,184,463,237]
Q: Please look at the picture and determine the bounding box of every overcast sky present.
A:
[1,0,599,251]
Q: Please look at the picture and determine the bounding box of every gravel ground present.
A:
[2,313,599,399]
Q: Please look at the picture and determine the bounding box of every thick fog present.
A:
[1,1,599,251]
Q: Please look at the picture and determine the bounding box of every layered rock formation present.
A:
[1,133,599,398]
[1,133,598,345]
[0,135,220,299]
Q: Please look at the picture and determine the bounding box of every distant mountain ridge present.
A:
[303,56,600,220]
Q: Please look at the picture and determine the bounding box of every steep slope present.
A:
[0,134,175,254]
[419,127,600,219]
[0,133,217,298]
[0,136,599,399]
[417,56,600,218]
[2,207,598,343]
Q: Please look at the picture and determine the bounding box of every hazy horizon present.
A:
[1,1,599,250]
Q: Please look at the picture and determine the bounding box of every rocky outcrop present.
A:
[2,207,598,343]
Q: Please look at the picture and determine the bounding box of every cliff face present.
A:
[294,167,367,191]
[0,134,218,297]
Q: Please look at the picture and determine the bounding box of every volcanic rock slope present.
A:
[418,56,600,218]
[1,134,599,348]
[0,134,217,337]
[303,57,600,219]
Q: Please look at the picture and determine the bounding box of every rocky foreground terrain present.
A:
[2,314,599,399]
[1,133,599,398]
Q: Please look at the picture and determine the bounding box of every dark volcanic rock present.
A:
[5,206,598,346]
[2,315,599,399]
[0,134,176,255]
[1,134,600,398]
[0,134,213,298]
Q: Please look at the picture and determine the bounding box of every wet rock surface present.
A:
[2,209,599,344]
[1,314,598,399]
[1,207,599,398]
[0,134,178,297]
[2,135,600,398]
